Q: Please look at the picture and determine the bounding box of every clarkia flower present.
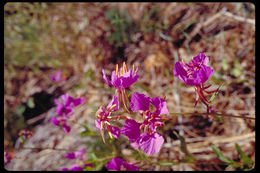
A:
[173,52,214,86]
[107,157,139,171]
[102,62,139,90]
[4,151,12,165]
[102,62,139,112]
[50,70,66,82]
[50,116,71,134]
[95,95,121,139]
[121,92,168,155]
[54,93,85,117]
[61,148,93,171]
[50,93,85,134]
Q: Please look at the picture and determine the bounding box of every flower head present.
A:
[50,70,66,82]
[102,62,139,90]
[173,52,214,86]
[54,93,85,117]
[61,148,93,171]
[95,95,121,139]
[50,116,71,134]
[121,92,168,155]
[107,157,139,171]
[4,151,12,165]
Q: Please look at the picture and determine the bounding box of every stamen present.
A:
[100,121,104,129]
[108,104,117,112]
[105,121,111,125]
[106,126,113,139]
[123,62,128,72]
[116,64,119,77]
[120,67,124,76]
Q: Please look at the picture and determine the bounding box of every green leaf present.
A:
[235,143,254,164]
[209,83,224,104]
[27,97,35,108]
[159,162,175,166]
[212,145,234,164]
[16,105,26,116]
[80,131,95,137]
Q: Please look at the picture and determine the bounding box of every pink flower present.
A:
[50,93,85,134]
[54,93,85,117]
[121,92,168,155]
[61,148,93,171]
[173,52,214,86]
[102,62,139,90]
[50,116,71,134]
[50,70,66,82]
[4,151,12,165]
[95,95,121,139]
[107,157,139,171]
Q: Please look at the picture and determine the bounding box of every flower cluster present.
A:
[50,93,85,133]
[96,62,168,158]
[60,148,93,171]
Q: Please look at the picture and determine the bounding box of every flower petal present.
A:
[150,97,169,115]
[138,133,164,155]
[102,69,112,86]
[107,95,119,111]
[50,116,60,126]
[109,126,121,139]
[65,152,76,160]
[131,92,150,112]
[121,119,141,142]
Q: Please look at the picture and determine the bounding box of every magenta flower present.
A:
[173,52,214,86]
[121,92,168,155]
[95,95,121,139]
[60,165,83,171]
[50,116,71,134]
[61,148,93,171]
[50,70,66,82]
[102,63,139,90]
[4,151,12,165]
[107,157,139,171]
[54,93,85,117]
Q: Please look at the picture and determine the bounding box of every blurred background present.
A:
[4,2,255,171]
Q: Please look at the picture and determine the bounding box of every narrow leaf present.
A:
[235,143,254,164]
[212,145,234,164]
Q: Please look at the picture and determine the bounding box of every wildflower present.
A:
[95,95,121,140]
[173,52,219,111]
[173,52,214,86]
[102,62,139,90]
[50,70,66,82]
[102,62,139,112]
[121,92,168,155]
[54,93,85,117]
[4,151,12,165]
[50,116,71,134]
[61,148,93,171]
[107,157,139,171]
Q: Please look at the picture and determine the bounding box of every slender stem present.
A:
[20,146,79,152]
[168,112,255,120]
